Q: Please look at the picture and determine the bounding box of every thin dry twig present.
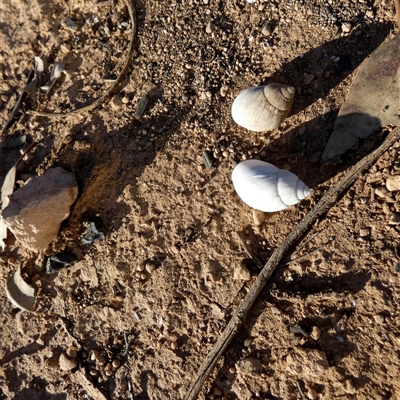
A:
[27,0,137,118]
[184,126,400,400]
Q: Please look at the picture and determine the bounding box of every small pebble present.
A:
[261,22,272,36]
[389,213,400,225]
[91,350,100,361]
[306,388,319,400]
[145,262,156,273]
[112,359,121,369]
[373,314,385,324]
[220,85,229,97]
[121,96,130,104]
[271,306,281,315]
[303,73,315,85]
[59,353,78,371]
[386,175,400,191]
[111,95,123,109]
[359,228,370,237]
[206,21,214,34]
[105,369,113,376]
[170,340,178,350]
[375,186,389,198]
[341,22,352,33]
[310,326,321,341]
[97,356,107,366]
[90,369,98,376]
[1,94,9,103]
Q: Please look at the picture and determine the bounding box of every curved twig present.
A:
[27,0,137,118]
[185,126,400,400]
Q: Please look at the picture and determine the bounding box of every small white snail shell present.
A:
[231,83,295,132]
[231,160,310,212]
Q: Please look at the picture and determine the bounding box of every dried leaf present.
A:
[322,35,400,164]
[5,267,35,311]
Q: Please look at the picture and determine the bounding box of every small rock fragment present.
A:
[82,218,105,246]
[375,186,389,198]
[46,253,77,274]
[233,264,251,281]
[59,353,78,371]
[220,85,229,97]
[134,94,149,119]
[389,213,400,225]
[252,209,266,226]
[359,228,370,237]
[303,73,315,85]
[97,356,107,366]
[341,22,352,33]
[145,262,155,274]
[386,175,400,192]
[271,306,281,315]
[91,350,100,361]
[310,326,321,341]
[261,22,272,36]
[373,314,385,324]
[111,95,123,109]
[306,387,319,399]
[112,359,121,369]
[286,348,329,377]
[2,168,78,252]
[206,21,215,34]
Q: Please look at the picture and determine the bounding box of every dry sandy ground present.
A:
[0,0,399,399]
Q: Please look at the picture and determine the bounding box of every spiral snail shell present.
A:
[231,160,310,212]
[231,83,295,132]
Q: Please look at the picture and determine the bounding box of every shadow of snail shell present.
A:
[231,83,295,132]
[232,160,310,212]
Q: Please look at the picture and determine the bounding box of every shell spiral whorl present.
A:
[231,160,310,212]
[231,83,295,132]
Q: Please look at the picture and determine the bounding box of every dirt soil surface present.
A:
[0,0,399,399]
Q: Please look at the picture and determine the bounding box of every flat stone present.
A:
[59,353,78,371]
[2,168,78,252]
[386,175,400,191]
[373,314,385,324]
[286,348,329,377]
[389,213,400,225]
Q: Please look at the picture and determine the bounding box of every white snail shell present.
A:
[231,83,295,132]
[231,160,310,212]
